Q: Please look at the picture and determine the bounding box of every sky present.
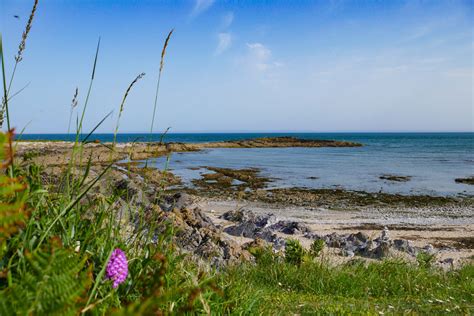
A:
[0,0,473,133]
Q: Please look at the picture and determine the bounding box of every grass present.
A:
[213,250,474,314]
[0,1,473,314]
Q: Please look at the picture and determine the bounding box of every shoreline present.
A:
[194,196,473,265]
[14,139,474,265]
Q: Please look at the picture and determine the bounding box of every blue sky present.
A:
[1,0,473,133]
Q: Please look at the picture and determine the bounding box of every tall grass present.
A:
[0,2,219,313]
[145,29,173,168]
[113,73,145,147]
[149,29,173,138]
[0,0,38,131]
[67,87,79,134]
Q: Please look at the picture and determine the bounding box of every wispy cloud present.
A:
[246,43,282,72]
[215,32,232,55]
[190,0,215,17]
[221,12,234,29]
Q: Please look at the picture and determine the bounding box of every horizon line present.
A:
[18,130,474,135]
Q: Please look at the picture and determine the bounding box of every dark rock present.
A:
[379,174,412,182]
[371,241,391,258]
[255,229,278,243]
[269,221,310,235]
[257,214,279,228]
[173,192,193,209]
[224,221,258,238]
[155,204,251,266]
[303,232,323,240]
[115,178,139,197]
[160,192,193,211]
[440,258,454,266]
[393,239,410,252]
[221,209,258,223]
[423,244,435,254]
[455,176,474,185]
[325,232,344,247]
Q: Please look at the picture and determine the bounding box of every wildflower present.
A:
[106,248,128,288]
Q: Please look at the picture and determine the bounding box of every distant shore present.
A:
[14,136,361,165]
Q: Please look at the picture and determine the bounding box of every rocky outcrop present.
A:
[15,136,361,168]
[110,179,250,267]
[221,209,312,249]
[305,228,425,259]
[455,176,474,185]
[195,137,362,149]
[165,207,251,266]
[379,174,412,182]
[221,209,439,260]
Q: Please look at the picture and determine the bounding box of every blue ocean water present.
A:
[21,133,474,196]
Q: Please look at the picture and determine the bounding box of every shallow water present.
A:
[22,132,474,196]
[146,133,474,196]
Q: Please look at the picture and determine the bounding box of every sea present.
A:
[20,132,474,196]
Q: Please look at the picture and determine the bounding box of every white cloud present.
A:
[215,33,232,55]
[246,42,282,72]
[190,0,215,17]
[221,12,234,29]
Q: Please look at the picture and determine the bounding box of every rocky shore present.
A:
[94,163,474,268]
[14,136,361,166]
[14,139,474,268]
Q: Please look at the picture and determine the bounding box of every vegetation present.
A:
[215,249,474,314]
[0,1,472,315]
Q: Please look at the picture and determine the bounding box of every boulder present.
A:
[269,221,310,235]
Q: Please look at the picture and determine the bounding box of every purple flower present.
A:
[105,248,128,288]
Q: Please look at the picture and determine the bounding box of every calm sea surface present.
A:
[21,133,474,196]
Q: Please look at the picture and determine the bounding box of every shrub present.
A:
[416,251,436,269]
[285,239,305,265]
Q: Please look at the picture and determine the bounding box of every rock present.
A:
[379,174,412,182]
[325,232,344,247]
[160,192,193,211]
[423,244,435,254]
[272,237,286,250]
[221,209,258,223]
[371,241,391,258]
[269,221,311,235]
[173,192,193,209]
[115,178,138,196]
[303,232,322,240]
[343,249,355,258]
[255,229,278,243]
[155,204,251,266]
[347,232,370,245]
[381,226,389,241]
[393,239,409,250]
[224,221,258,238]
[243,237,267,251]
[393,239,413,254]
[440,258,454,266]
[454,176,474,185]
[258,214,279,228]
